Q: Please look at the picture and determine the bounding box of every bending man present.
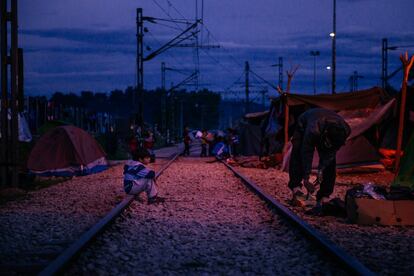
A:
[289,108,351,207]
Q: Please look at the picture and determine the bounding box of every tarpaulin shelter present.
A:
[27,125,108,176]
[237,111,269,156]
[237,109,286,156]
[276,87,397,169]
[393,133,414,191]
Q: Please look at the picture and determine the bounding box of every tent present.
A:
[27,125,108,176]
[237,111,268,156]
[279,87,396,169]
[237,110,284,156]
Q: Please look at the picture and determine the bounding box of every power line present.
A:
[150,0,242,90]
[152,22,187,31]
[200,23,243,68]
[146,31,183,66]
[151,0,188,30]
[157,0,238,73]
[249,69,278,91]
[223,71,245,92]
[166,0,188,22]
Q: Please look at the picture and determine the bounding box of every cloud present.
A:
[21,28,135,45]
[20,25,413,96]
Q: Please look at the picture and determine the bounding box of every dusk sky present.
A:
[19,0,414,100]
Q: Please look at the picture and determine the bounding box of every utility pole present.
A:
[18,48,24,112]
[310,51,320,95]
[193,0,200,91]
[380,38,414,91]
[136,8,144,126]
[331,0,336,94]
[261,87,268,109]
[161,62,166,90]
[381,38,388,91]
[271,57,283,90]
[179,99,183,137]
[349,71,364,92]
[161,62,166,136]
[170,83,175,141]
[0,0,20,187]
[1,0,8,186]
[245,61,250,114]
[200,105,205,130]
[139,7,207,131]
[173,0,219,90]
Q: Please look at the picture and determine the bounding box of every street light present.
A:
[310,51,320,95]
[326,66,332,92]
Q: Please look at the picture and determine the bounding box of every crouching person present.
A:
[124,148,165,204]
[288,108,350,212]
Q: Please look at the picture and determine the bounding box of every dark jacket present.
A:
[296,108,351,178]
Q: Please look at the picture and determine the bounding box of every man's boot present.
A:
[291,187,307,207]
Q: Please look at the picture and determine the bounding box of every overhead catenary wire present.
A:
[146,31,184,68]
[151,21,185,32]
[150,0,254,93]
[145,17,191,25]
[166,0,188,22]
[249,69,279,92]
[154,0,242,76]
[151,0,187,31]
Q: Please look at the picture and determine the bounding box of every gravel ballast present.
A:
[68,157,345,275]
[1,146,410,275]
[0,147,178,273]
[237,166,414,275]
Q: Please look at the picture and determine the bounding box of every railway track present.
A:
[38,152,180,275]
[59,156,374,275]
[221,161,374,275]
[0,149,374,275]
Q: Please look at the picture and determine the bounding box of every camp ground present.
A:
[236,87,412,170]
[1,1,414,275]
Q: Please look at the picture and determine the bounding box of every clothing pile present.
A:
[346,183,414,201]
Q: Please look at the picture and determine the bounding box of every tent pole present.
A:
[394,52,414,173]
[282,65,298,154]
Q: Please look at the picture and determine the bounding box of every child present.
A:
[182,127,191,156]
[123,148,165,204]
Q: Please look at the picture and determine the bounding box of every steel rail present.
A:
[39,152,180,276]
[221,161,374,276]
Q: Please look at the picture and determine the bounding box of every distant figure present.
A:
[128,136,138,154]
[200,129,208,157]
[183,127,191,156]
[212,136,229,160]
[226,128,239,157]
[289,108,351,211]
[134,125,144,148]
[143,129,156,163]
[123,148,165,204]
[206,131,215,156]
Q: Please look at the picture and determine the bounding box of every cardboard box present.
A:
[347,197,414,226]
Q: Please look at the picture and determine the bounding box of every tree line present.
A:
[43,87,222,131]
